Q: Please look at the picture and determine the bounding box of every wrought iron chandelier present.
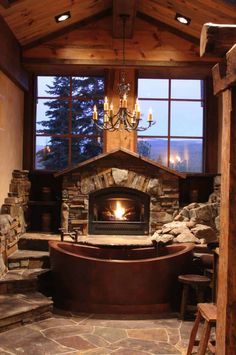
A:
[92,14,155,132]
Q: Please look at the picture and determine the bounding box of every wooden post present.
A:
[103,68,137,153]
[216,87,236,354]
[200,23,236,355]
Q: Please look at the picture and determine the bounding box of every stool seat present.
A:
[178,274,211,320]
[178,274,211,285]
[197,303,217,322]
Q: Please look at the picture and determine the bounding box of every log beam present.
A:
[200,23,236,57]
[212,44,236,95]
[113,0,137,38]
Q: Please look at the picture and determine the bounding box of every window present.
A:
[35,75,104,170]
[137,79,204,173]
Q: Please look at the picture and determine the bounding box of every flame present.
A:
[113,201,126,220]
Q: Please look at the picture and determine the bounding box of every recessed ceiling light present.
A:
[55,11,71,23]
[175,13,191,25]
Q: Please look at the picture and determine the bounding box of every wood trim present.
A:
[204,77,219,173]
[22,8,112,51]
[137,11,199,45]
[23,74,35,169]
[0,15,28,91]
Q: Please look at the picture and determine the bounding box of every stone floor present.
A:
[0,310,197,355]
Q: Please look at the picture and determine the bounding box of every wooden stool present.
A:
[187,303,216,355]
[178,274,211,319]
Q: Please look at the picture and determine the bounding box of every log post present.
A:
[201,23,236,355]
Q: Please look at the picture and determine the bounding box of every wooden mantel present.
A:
[201,23,236,355]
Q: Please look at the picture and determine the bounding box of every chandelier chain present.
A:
[92,14,155,132]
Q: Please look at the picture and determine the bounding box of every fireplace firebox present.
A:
[89,187,150,235]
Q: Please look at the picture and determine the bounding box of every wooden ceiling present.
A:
[0,0,235,47]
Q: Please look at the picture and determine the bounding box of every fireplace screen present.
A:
[89,188,150,235]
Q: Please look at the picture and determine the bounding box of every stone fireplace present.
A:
[56,148,184,236]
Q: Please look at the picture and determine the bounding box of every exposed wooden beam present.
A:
[0,15,28,90]
[22,57,218,71]
[137,11,199,45]
[212,44,236,95]
[200,23,236,57]
[22,8,112,51]
[113,0,137,38]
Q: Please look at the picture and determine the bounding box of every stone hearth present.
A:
[56,149,185,236]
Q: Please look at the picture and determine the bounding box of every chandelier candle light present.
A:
[92,14,155,132]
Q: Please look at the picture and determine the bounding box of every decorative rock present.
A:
[151,232,174,244]
[208,191,221,204]
[215,215,220,232]
[162,227,172,234]
[186,220,197,228]
[0,254,7,278]
[187,202,200,210]
[214,175,221,187]
[0,215,12,235]
[191,224,216,243]
[147,179,162,196]
[174,214,185,221]
[163,221,188,229]
[80,178,95,194]
[179,207,190,218]
[189,204,215,224]
[170,227,190,236]
[112,168,128,185]
[154,212,173,224]
[174,232,201,244]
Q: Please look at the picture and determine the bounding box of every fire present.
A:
[113,201,126,220]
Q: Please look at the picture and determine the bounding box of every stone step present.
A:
[0,268,51,295]
[0,292,53,333]
[18,232,70,251]
[8,250,50,270]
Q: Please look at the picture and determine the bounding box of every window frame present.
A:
[137,77,206,173]
[34,74,105,171]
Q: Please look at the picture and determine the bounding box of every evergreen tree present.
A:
[137,140,151,158]
[36,76,104,170]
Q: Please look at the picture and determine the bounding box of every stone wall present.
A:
[61,167,180,235]
[0,170,30,267]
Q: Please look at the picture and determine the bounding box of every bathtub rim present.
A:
[49,240,195,264]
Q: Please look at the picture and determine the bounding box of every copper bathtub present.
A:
[49,241,194,313]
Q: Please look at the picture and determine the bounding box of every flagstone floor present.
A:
[0,310,197,355]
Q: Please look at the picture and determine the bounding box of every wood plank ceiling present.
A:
[0,0,235,47]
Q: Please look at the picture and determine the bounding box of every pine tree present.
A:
[36,76,104,170]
